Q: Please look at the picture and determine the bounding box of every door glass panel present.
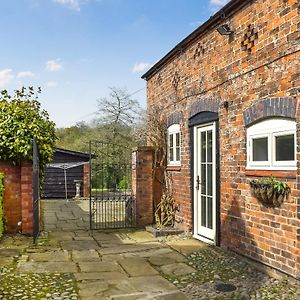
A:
[252,137,268,161]
[207,131,212,162]
[201,164,206,194]
[201,196,206,227]
[201,132,206,162]
[207,164,212,196]
[275,134,294,161]
[207,197,213,229]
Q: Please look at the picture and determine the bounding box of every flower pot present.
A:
[249,180,289,207]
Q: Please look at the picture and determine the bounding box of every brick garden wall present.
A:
[145,0,300,278]
[0,161,34,234]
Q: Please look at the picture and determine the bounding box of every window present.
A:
[167,124,181,166]
[247,118,296,170]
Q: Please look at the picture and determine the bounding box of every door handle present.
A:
[196,175,201,190]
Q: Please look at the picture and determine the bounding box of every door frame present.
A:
[189,111,220,246]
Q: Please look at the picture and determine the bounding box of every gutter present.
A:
[141,0,252,80]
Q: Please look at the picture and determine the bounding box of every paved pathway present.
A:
[36,200,202,299]
[42,200,90,231]
[1,200,298,299]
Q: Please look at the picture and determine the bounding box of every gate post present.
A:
[132,147,154,227]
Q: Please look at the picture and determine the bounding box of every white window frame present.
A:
[247,118,296,170]
[167,124,181,166]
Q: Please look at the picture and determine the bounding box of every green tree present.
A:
[0,87,57,173]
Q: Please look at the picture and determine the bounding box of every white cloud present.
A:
[53,0,86,11]
[46,59,64,72]
[0,69,14,88]
[17,71,34,79]
[46,81,58,87]
[132,62,151,73]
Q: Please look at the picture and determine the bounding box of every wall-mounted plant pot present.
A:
[249,181,290,207]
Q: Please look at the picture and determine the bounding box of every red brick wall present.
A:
[0,160,34,234]
[83,163,90,198]
[132,147,154,226]
[145,0,300,278]
[0,162,22,233]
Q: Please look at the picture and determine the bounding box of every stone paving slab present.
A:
[118,257,159,277]
[78,261,123,273]
[110,291,189,300]
[160,262,196,276]
[99,242,162,255]
[148,252,187,266]
[71,250,101,261]
[49,231,75,241]
[167,239,207,255]
[0,248,21,257]
[61,240,100,250]
[29,251,70,262]
[17,261,77,273]
[128,275,178,293]
[75,271,128,281]
[0,257,14,266]
[78,279,137,299]
[126,231,157,243]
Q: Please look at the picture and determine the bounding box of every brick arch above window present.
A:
[243,97,297,127]
[167,111,183,127]
[189,97,219,118]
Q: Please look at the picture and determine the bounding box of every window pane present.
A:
[176,132,180,147]
[207,164,212,196]
[276,134,294,161]
[201,132,206,162]
[207,130,212,162]
[207,197,213,229]
[169,134,174,162]
[175,133,180,161]
[201,164,206,194]
[253,137,268,161]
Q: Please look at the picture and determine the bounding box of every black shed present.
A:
[43,148,90,199]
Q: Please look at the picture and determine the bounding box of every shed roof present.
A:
[55,148,90,159]
[142,0,251,80]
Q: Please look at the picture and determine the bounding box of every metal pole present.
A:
[64,168,68,201]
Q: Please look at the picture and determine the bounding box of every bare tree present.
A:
[97,87,143,142]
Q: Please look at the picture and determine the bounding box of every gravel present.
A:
[161,246,299,300]
[0,266,79,300]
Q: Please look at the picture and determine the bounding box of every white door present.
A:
[193,123,216,244]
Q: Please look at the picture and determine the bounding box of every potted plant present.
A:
[249,177,290,207]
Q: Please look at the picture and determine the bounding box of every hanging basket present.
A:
[249,180,290,207]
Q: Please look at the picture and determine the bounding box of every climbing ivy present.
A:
[0,87,57,171]
[0,173,4,239]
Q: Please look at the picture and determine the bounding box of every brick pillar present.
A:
[0,161,22,233]
[20,160,33,234]
[132,147,154,227]
[83,162,90,198]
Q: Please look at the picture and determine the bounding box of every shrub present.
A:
[0,87,57,172]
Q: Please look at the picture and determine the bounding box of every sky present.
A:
[0,0,229,128]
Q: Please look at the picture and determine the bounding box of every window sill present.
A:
[245,169,296,179]
[166,165,181,172]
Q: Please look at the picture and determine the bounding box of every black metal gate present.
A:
[32,139,40,242]
[89,141,135,229]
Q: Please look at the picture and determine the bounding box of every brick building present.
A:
[142,0,300,278]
